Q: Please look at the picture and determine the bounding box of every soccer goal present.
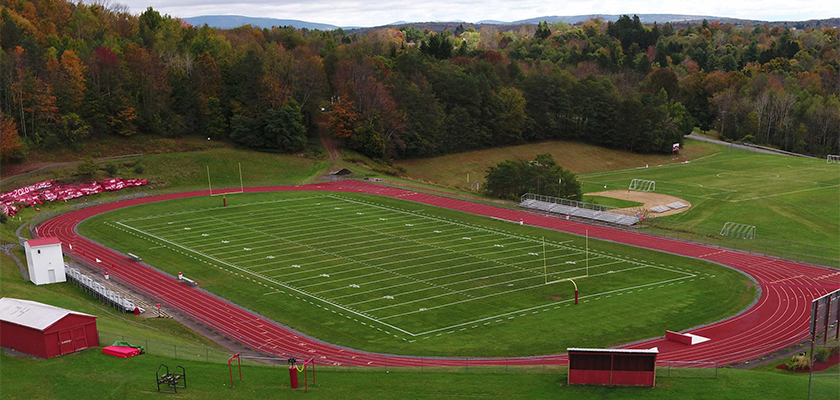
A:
[628,179,656,192]
[720,222,756,239]
[827,155,840,163]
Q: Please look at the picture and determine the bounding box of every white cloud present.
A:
[117,0,837,27]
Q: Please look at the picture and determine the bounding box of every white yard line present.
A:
[115,221,418,337]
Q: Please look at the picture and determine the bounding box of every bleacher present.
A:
[65,265,147,314]
[519,197,641,226]
[650,205,670,213]
[667,201,688,210]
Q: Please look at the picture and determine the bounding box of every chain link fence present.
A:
[638,219,838,268]
[97,331,721,378]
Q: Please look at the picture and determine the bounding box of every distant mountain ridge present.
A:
[511,14,721,24]
[183,15,339,30]
[183,14,839,32]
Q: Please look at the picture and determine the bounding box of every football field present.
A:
[110,194,698,337]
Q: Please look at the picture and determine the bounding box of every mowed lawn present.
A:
[2,350,839,400]
[78,191,754,357]
[394,139,720,189]
[578,151,840,266]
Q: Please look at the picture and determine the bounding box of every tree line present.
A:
[1,3,838,164]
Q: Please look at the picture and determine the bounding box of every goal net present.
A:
[628,179,656,192]
[719,222,756,239]
[827,155,840,163]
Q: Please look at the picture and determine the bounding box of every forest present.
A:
[1,1,838,163]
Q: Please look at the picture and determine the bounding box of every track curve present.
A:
[36,181,838,367]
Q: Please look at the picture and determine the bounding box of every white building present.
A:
[24,237,66,285]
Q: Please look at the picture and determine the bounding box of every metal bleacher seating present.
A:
[650,205,670,213]
[666,201,688,210]
[519,195,640,226]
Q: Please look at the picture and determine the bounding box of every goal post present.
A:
[207,163,245,196]
[628,179,656,192]
[543,231,589,305]
[827,155,840,163]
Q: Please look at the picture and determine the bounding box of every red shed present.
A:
[0,298,98,358]
[568,347,658,386]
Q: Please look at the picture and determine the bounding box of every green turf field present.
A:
[78,191,755,356]
[578,150,840,266]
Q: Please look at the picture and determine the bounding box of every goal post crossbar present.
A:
[545,275,588,287]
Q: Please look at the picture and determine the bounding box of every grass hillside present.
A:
[394,139,720,189]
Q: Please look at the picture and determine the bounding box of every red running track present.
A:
[36,181,839,367]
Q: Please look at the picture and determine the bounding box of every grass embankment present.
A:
[394,139,719,190]
[0,148,328,244]
[2,349,839,400]
[0,250,216,347]
[579,151,840,266]
[78,191,755,357]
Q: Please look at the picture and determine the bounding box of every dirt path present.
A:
[316,113,339,161]
[588,190,692,217]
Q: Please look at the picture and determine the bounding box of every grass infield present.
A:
[79,191,755,357]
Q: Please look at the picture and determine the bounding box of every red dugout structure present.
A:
[568,348,658,386]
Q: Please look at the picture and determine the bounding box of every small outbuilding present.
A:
[568,347,658,386]
[0,297,98,358]
[24,237,66,285]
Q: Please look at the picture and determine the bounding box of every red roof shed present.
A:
[568,347,658,387]
[0,298,98,358]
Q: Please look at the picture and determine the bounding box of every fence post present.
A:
[206,348,209,362]
[506,358,508,373]
[385,356,387,372]
[668,362,671,377]
[715,362,718,379]
[543,357,545,371]
[347,356,350,370]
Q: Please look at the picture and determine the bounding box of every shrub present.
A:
[104,162,119,176]
[813,347,831,363]
[304,149,326,159]
[0,214,7,224]
[786,354,810,370]
[76,158,99,176]
[133,162,145,174]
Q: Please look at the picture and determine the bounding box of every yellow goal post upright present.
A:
[544,230,589,304]
[207,162,245,197]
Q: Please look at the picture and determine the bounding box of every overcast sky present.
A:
[122,0,837,27]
